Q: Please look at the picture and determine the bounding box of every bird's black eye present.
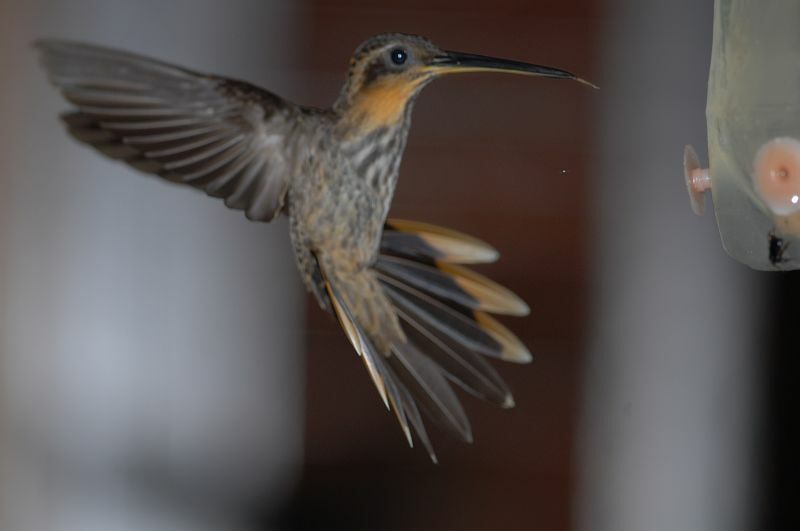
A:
[390,48,407,65]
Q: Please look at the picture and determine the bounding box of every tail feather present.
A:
[382,371,413,447]
[380,274,530,362]
[364,349,438,461]
[321,264,461,461]
[389,341,472,443]
[397,312,512,406]
[389,372,437,462]
[375,255,529,316]
[382,218,499,264]
[323,271,390,409]
[317,220,530,461]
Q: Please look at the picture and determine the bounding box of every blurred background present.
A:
[0,0,796,530]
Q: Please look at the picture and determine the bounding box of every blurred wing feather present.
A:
[37,39,306,222]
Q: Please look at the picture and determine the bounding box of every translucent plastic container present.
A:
[694,0,800,270]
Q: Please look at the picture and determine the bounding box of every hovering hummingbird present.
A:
[37,33,593,461]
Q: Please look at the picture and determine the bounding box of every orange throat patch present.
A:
[347,76,424,132]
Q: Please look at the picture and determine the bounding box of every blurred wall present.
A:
[289,2,599,531]
[576,1,763,530]
[0,1,307,530]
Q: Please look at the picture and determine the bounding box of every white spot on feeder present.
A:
[753,137,800,216]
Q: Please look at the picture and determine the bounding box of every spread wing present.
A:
[37,39,307,222]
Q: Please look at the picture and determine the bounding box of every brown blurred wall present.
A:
[293,2,599,530]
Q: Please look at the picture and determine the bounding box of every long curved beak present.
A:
[429,51,598,89]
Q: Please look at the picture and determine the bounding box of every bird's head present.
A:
[334,33,595,133]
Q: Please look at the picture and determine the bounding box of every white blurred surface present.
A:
[576,1,763,530]
[0,2,306,530]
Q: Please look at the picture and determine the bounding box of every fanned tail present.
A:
[317,219,531,462]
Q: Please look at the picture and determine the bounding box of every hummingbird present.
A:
[37,33,593,461]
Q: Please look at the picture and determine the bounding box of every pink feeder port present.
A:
[684,145,711,215]
[753,137,800,216]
